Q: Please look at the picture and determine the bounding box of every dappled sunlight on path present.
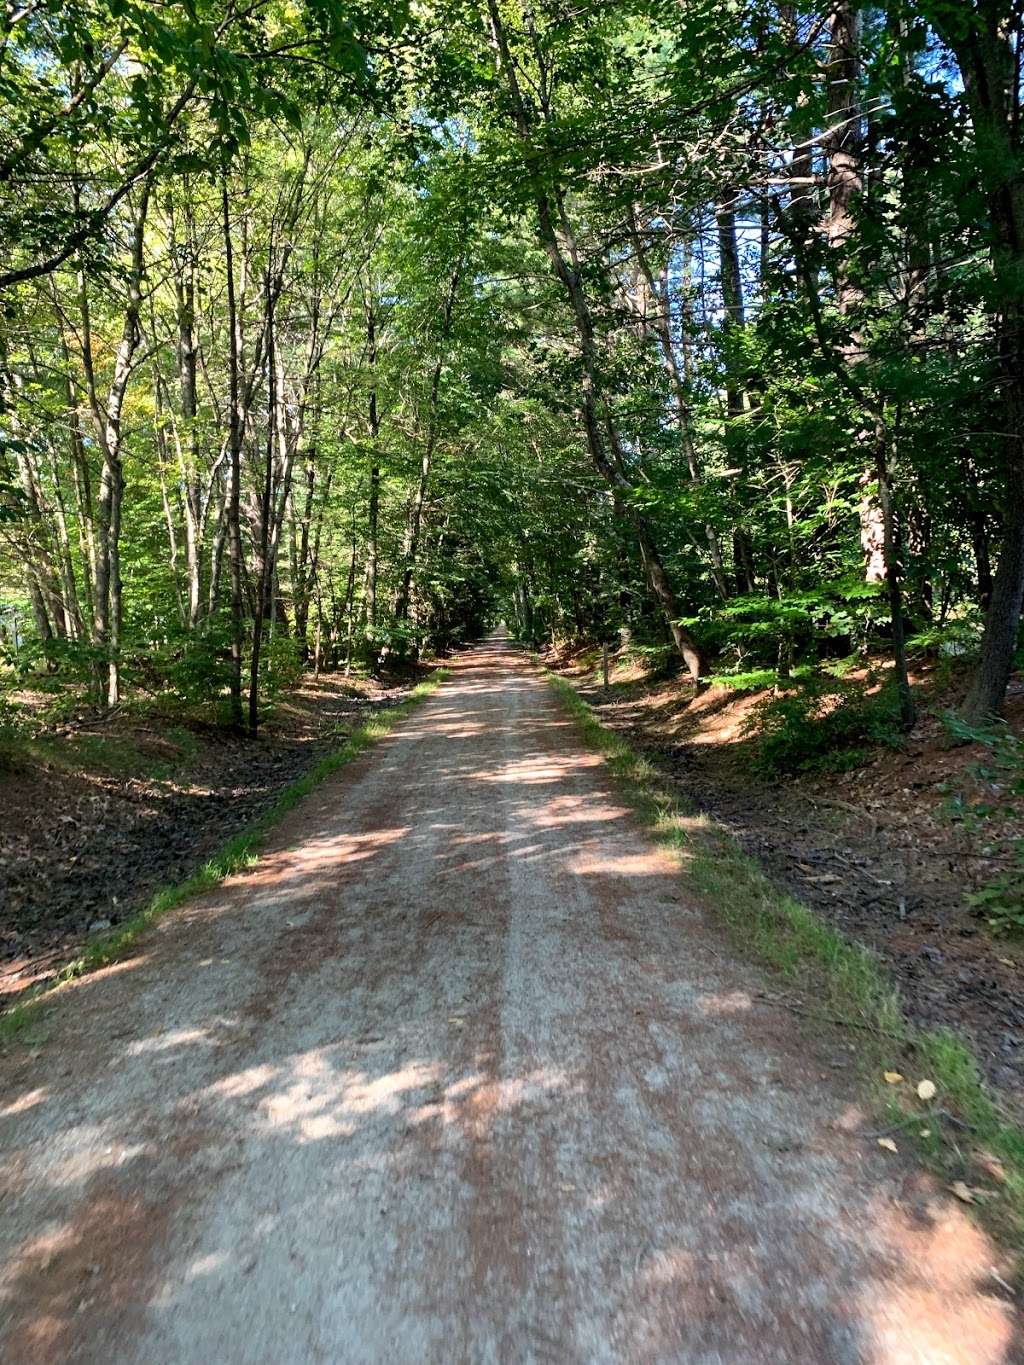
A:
[0,635,1018,1363]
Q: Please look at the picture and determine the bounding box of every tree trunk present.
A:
[170,197,203,629]
[394,265,461,628]
[293,459,316,657]
[874,420,915,727]
[963,455,994,612]
[937,6,1024,721]
[221,176,245,731]
[626,207,729,602]
[248,265,278,736]
[0,350,71,642]
[362,289,381,672]
[80,181,150,706]
[343,518,359,674]
[825,2,864,320]
[52,302,98,627]
[717,191,757,592]
[44,445,84,639]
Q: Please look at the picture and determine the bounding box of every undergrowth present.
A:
[943,714,1024,935]
[546,668,1024,1261]
[747,675,907,776]
[0,668,449,1043]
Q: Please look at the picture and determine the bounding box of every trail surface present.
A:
[0,637,1018,1363]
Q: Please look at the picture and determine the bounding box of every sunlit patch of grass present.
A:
[0,669,449,1046]
[546,667,1024,1260]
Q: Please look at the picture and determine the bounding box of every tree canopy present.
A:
[2,0,1022,729]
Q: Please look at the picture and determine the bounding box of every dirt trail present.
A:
[0,636,1019,1363]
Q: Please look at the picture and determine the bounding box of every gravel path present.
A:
[0,636,1018,1362]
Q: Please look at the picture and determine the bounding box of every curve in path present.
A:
[0,636,1018,1362]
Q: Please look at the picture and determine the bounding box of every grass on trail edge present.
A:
[0,668,450,1044]
[545,668,1024,1260]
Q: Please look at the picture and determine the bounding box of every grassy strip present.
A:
[0,669,449,1044]
[546,668,1024,1257]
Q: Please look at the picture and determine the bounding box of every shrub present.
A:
[943,715,1024,934]
[118,621,233,712]
[967,865,1024,935]
[259,635,304,701]
[698,577,885,676]
[0,690,27,771]
[748,676,906,777]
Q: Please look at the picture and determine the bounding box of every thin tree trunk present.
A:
[343,514,359,674]
[626,207,729,602]
[52,303,97,626]
[874,419,914,726]
[937,7,1024,721]
[221,175,245,731]
[293,460,315,657]
[362,289,381,672]
[394,265,461,628]
[963,455,994,612]
[80,180,150,705]
[44,445,83,639]
[825,2,864,319]
[208,488,227,617]
[248,265,278,736]
[1,351,70,640]
[155,406,188,626]
[716,191,757,593]
[171,200,203,628]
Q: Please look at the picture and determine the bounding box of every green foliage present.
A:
[258,636,304,703]
[0,0,1017,739]
[748,677,907,777]
[708,667,798,693]
[906,615,984,660]
[944,716,1024,804]
[0,689,27,771]
[0,0,392,287]
[966,867,1024,937]
[943,715,1024,934]
[138,624,233,712]
[698,581,885,678]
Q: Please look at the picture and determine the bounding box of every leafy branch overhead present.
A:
[0,0,1021,736]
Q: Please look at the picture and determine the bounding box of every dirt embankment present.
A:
[0,672,428,1001]
[552,648,1024,1104]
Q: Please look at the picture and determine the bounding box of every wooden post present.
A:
[602,640,610,692]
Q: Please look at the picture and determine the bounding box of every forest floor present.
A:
[551,646,1024,1106]
[0,669,429,1004]
[0,636,1015,1361]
